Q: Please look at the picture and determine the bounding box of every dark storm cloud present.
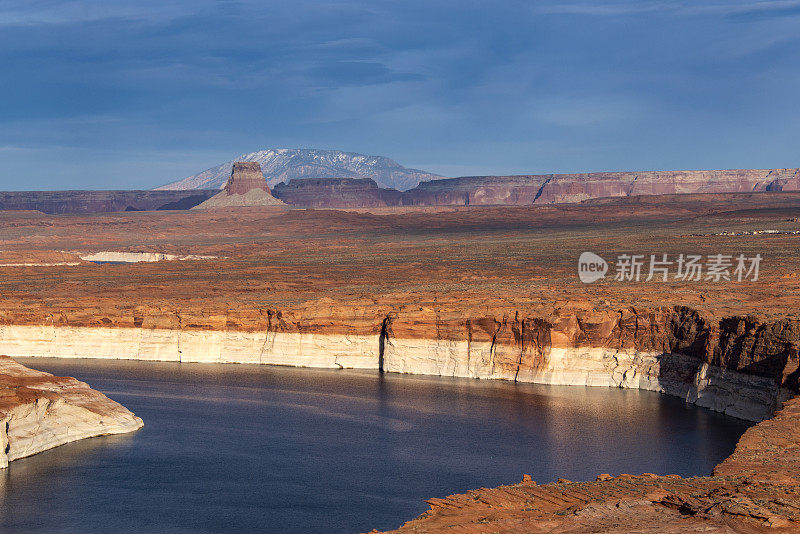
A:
[0,0,798,189]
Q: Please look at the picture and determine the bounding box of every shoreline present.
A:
[0,309,794,422]
[379,393,800,532]
[0,355,143,469]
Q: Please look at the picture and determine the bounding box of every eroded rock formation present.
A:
[256,168,800,209]
[0,190,217,214]
[272,178,402,208]
[0,356,143,468]
[0,306,796,422]
[194,162,286,209]
[157,148,442,191]
[223,162,272,195]
[402,168,800,206]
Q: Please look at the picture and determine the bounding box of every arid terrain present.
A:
[0,192,799,325]
[1,192,799,530]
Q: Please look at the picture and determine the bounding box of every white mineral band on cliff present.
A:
[0,355,143,469]
[0,324,786,422]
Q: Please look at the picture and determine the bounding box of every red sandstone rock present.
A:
[272,178,402,208]
[195,162,286,208]
[402,168,800,206]
[0,356,143,468]
[223,162,272,195]
[0,190,216,214]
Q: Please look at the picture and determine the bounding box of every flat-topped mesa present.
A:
[272,177,402,208]
[224,162,271,195]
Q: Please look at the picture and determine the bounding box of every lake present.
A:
[0,358,751,533]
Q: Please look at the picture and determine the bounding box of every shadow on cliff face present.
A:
[714,317,800,382]
[659,308,799,418]
[379,314,395,373]
[621,306,800,396]
[507,305,800,419]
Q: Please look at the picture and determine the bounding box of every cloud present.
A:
[535,0,800,17]
[0,0,220,25]
[0,0,799,188]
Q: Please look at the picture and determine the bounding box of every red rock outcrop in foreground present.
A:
[377,395,800,533]
[1,194,799,528]
[0,356,143,468]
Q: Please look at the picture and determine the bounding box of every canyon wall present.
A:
[0,190,217,214]
[1,306,796,422]
[259,168,800,208]
[0,356,143,468]
[3,168,799,212]
[402,168,800,206]
[272,178,402,208]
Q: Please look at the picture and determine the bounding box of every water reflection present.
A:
[1,358,751,534]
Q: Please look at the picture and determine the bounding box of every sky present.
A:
[0,0,799,190]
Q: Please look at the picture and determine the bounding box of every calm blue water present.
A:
[0,358,751,533]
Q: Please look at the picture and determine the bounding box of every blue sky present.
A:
[1,0,799,190]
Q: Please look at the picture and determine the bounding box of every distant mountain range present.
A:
[156,149,442,191]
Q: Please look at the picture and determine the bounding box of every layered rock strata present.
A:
[402,168,800,206]
[194,162,286,209]
[223,162,272,195]
[0,356,143,468]
[0,306,796,422]
[244,168,800,208]
[3,168,799,213]
[0,190,216,214]
[272,178,402,208]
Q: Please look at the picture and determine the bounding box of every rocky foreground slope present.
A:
[376,395,800,533]
[0,356,142,468]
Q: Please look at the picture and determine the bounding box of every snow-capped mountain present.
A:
[156,149,442,191]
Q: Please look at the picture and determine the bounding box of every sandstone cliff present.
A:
[0,190,217,214]
[0,356,143,468]
[0,306,795,422]
[402,168,800,206]
[272,178,402,208]
[254,168,800,209]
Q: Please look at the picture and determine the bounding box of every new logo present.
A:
[578,252,608,283]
